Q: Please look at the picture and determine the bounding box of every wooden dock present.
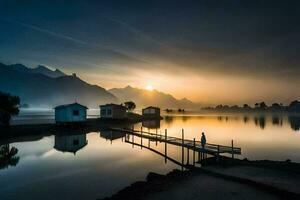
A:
[111,127,241,159]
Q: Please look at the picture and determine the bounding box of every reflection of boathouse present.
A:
[142,120,161,129]
[54,134,88,154]
[100,130,126,141]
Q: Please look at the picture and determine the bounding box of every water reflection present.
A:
[243,116,249,123]
[0,132,178,200]
[254,115,266,129]
[289,116,300,131]
[272,115,283,126]
[142,120,161,129]
[1,113,300,200]
[54,134,88,155]
[0,144,20,170]
[165,114,300,131]
[100,130,126,141]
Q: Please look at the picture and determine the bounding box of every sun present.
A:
[146,85,154,91]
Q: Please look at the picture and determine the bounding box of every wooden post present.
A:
[141,126,143,133]
[141,133,143,149]
[217,145,220,162]
[155,129,158,146]
[132,135,134,148]
[193,138,196,166]
[181,129,184,169]
[231,140,234,159]
[165,129,167,163]
[165,129,167,140]
[187,147,189,165]
[110,131,112,145]
[148,139,150,148]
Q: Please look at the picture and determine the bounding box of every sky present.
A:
[0,0,300,105]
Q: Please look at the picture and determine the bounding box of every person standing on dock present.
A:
[201,132,206,149]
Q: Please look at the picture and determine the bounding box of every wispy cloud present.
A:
[1,18,87,45]
[101,15,165,47]
[1,18,157,66]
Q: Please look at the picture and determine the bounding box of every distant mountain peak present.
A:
[109,85,199,109]
[33,65,66,78]
[36,65,48,69]
[124,85,133,89]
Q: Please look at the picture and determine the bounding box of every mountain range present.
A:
[0,62,199,109]
[6,64,66,78]
[109,86,199,109]
[0,63,118,108]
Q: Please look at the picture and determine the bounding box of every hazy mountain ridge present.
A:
[5,63,66,78]
[109,86,200,110]
[0,63,118,108]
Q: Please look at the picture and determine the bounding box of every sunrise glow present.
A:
[146,85,153,91]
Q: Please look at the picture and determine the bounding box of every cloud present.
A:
[1,18,87,45]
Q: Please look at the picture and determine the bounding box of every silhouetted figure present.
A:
[201,132,206,149]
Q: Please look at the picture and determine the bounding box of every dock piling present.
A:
[193,138,195,165]
[231,140,234,159]
[165,129,167,163]
[155,129,158,146]
[217,145,220,162]
[181,129,184,169]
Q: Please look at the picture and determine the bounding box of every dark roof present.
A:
[143,106,160,110]
[100,103,126,109]
[54,103,88,110]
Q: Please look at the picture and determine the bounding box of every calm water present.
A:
[1,111,300,199]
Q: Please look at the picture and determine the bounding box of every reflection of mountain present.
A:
[0,144,20,170]
[109,85,199,109]
[288,116,300,131]
[100,130,126,141]
[142,120,161,129]
[0,63,119,108]
[54,134,88,154]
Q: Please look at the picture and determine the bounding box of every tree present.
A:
[289,100,300,112]
[270,103,282,111]
[243,104,251,110]
[0,92,20,126]
[259,102,267,110]
[124,101,136,112]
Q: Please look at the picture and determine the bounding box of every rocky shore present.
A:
[101,157,300,200]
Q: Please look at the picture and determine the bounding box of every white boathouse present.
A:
[54,103,88,123]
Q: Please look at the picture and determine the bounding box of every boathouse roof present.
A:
[54,103,88,110]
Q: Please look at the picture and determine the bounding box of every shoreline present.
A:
[101,157,300,200]
[0,112,163,137]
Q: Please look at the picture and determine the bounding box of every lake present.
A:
[1,111,300,199]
